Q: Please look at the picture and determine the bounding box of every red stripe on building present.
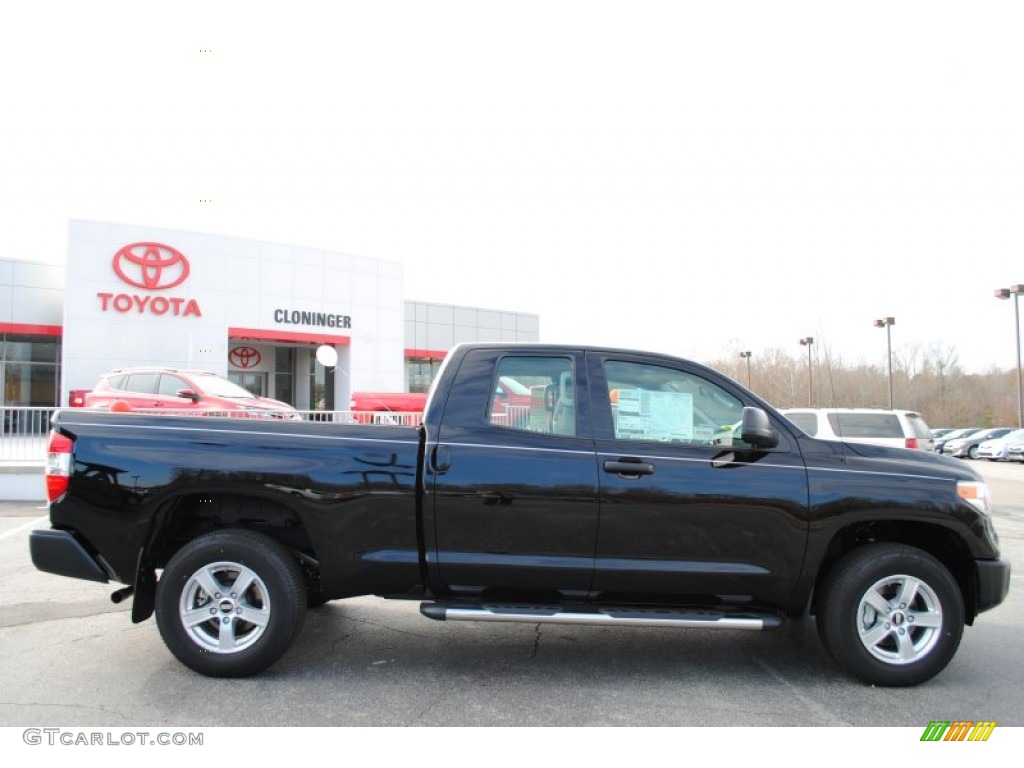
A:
[228,327,351,345]
[0,323,63,336]
[405,348,448,360]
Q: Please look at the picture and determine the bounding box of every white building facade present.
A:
[0,220,539,409]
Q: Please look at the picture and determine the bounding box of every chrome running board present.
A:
[420,603,782,630]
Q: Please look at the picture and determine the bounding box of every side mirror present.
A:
[176,389,200,403]
[740,406,779,449]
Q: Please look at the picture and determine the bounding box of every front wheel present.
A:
[816,544,963,686]
[155,530,307,677]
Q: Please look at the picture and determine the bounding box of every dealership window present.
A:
[272,348,294,406]
[309,349,334,410]
[406,356,443,393]
[2,334,61,406]
[227,371,267,398]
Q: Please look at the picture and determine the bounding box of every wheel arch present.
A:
[810,519,978,624]
[132,490,322,623]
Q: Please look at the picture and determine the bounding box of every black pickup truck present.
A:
[31,343,1009,685]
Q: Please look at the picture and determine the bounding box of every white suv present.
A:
[779,408,935,451]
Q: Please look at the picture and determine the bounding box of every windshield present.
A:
[193,374,257,398]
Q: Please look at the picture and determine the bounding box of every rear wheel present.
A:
[817,544,963,686]
[155,530,306,677]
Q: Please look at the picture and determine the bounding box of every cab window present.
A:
[604,360,746,446]
[487,356,576,437]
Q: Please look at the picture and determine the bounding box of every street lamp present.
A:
[799,337,814,405]
[739,351,752,387]
[995,285,1024,428]
[874,316,895,409]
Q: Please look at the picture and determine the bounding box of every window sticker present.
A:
[616,388,694,441]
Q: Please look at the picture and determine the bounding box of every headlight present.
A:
[957,481,992,515]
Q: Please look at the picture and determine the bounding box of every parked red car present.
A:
[81,368,299,419]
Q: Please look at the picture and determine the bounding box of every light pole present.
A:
[874,316,895,409]
[799,337,814,405]
[739,351,752,387]
[995,285,1024,428]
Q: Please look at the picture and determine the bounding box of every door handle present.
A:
[431,445,452,473]
[603,460,655,477]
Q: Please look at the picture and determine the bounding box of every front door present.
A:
[588,352,809,608]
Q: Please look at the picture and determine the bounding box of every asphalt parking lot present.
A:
[0,460,1021,728]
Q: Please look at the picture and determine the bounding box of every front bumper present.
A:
[29,529,109,583]
[975,558,1011,614]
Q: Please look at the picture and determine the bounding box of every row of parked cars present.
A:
[932,426,1024,461]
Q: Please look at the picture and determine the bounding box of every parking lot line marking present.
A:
[0,515,48,542]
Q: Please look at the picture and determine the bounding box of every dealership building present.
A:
[0,220,540,410]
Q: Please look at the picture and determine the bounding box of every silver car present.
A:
[1003,436,1024,462]
[977,429,1024,461]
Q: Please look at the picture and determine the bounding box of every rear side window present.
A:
[487,356,576,436]
[907,414,932,439]
[785,412,819,435]
[105,374,127,390]
[827,413,903,438]
[124,373,158,394]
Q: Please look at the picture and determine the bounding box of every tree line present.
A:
[709,342,1019,429]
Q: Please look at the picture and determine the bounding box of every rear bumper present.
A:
[975,558,1011,614]
[29,529,109,583]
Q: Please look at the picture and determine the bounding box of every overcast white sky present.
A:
[2,1,1022,374]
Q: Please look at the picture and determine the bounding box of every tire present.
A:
[968,445,979,459]
[816,544,963,687]
[155,530,306,677]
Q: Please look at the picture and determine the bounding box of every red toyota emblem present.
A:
[112,242,190,290]
[229,346,262,369]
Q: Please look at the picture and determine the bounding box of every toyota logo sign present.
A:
[112,242,190,290]
[229,346,262,369]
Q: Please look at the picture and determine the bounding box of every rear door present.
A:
[427,348,600,600]
[120,372,161,408]
[589,352,810,608]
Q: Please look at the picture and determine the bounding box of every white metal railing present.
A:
[292,410,424,426]
[1,407,56,464]
[490,404,532,428]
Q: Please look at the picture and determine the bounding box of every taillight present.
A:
[905,438,918,449]
[46,431,73,502]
